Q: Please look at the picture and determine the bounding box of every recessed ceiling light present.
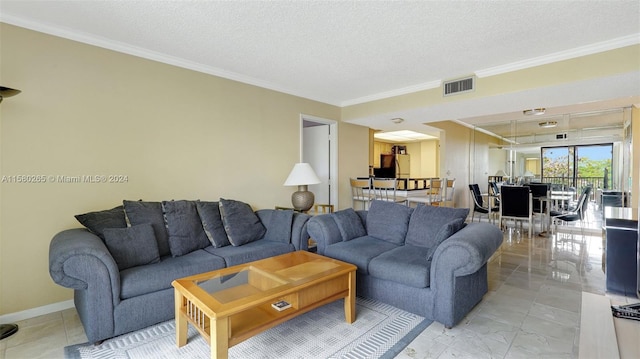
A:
[538,121,557,128]
[523,108,546,116]
[374,130,436,142]
[390,117,404,124]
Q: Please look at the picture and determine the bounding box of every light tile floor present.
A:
[1,205,638,359]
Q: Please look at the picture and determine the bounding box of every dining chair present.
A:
[528,183,550,233]
[499,185,533,238]
[552,186,591,235]
[314,204,334,214]
[468,184,499,223]
[489,181,501,207]
[442,178,456,207]
[427,178,444,206]
[372,178,407,205]
[350,178,373,210]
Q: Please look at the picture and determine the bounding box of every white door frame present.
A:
[300,114,338,208]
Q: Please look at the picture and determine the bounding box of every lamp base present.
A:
[291,185,314,212]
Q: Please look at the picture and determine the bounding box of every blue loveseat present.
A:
[49,199,310,343]
[306,200,503,328]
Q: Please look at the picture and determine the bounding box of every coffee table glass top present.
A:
[191,251,346,305]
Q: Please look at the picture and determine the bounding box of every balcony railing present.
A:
[541,176,605,201]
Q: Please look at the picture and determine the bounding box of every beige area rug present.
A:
[65,297,431,359]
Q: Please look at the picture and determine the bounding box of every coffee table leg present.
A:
[174,290,187,347]
[211,317,229,359]
[345,271,356,323]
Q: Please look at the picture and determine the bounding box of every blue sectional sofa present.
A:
[306,200,503,328]
[49,199,310,343]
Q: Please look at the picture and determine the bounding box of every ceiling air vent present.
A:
[443,76,475,96]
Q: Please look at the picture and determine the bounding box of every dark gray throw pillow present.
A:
[75,205,127,240]
[123,200,171,257]
[103,224,160,271]
[333,208,367,241]
[163,200,210,257]
[405,205,469,248]
[426,218,466,261]
[196,201,231,247]
[219,198,266,246]
[366,200,412,245]
[262,209,294,243]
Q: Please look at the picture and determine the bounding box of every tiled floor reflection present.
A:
[398,204,639,359]
[1,205,637,359]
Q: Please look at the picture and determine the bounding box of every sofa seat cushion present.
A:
[368,245,432,288]
[323,236,399,274]
[120,248,226,299]
[204,239,294,267]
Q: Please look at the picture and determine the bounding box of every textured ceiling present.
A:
[1,0,640,133]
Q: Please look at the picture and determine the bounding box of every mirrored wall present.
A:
[471,107,632,198]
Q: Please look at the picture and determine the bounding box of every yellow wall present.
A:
[0,24,370,314]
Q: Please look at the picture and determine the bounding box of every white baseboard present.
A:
[0,300,74,323]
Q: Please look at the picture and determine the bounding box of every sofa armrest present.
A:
[430,222,503,326]
[306,215,344,254]
[431,223,503,277]
[49,228,121,303]
[291,212,311,250]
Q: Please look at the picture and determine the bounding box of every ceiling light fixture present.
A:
[538,121,558,128]
[523,108,546,116]
[390,117,404,124]
[374,130,436,142]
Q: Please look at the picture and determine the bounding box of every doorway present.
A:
[301,114,338,208]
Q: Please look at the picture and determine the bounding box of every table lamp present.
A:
[284,163,321,211]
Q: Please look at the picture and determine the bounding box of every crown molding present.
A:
[0,15,342,106]
[475,33,640,78]
[2,14,637,109]
[341,80,442,107]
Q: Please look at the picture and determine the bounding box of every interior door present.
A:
[303,124,330,206]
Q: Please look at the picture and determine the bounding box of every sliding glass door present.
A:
[541,143,612,192]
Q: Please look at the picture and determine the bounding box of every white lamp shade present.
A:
[495,170,508,177]
[283,163,321,186]
[523,170,535,177]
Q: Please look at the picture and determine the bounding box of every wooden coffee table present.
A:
[172,251,357,359]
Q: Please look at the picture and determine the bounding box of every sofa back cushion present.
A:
[366,200,412,245]
[74,205,127,241]
[103,223,160,270]
[163,200,211,257]
[332,208,367,241]
[196,201,231,247]
[405,205,469,249]
[219,198,266,246]
[123,200,171,257]
[262,209,294,243]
